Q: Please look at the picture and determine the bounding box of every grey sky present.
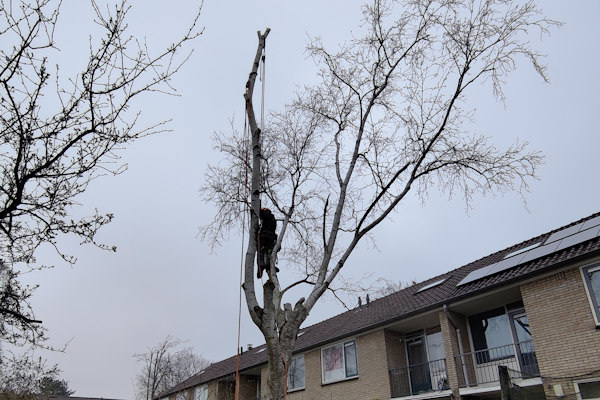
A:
[17,1,600,398]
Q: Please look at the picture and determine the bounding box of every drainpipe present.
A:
[444,304,471,388]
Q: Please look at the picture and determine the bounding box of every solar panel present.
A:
[487,253,527,275]
[457,215,600,287]
[519,240,561,264]
[556,225,600,251]
[545,222,584,244]
[503,242,541,259]
[457,265,495,286]
[581,215,600,231]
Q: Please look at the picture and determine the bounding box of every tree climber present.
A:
[257,208,279,278]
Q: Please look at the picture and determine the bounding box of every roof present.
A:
[159,210,600,397]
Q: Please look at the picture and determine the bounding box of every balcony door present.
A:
[509,312,539,376]
[469,304,539,384]
[426,331,448,390]
[406,335,431,395]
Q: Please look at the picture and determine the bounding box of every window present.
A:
[194,385,208,400]
[416,278,446,293]
[582,264,600,325]
[287,354,305,391]
[503,242,541,259]
[426,331,445,362]
[469,307,514,364]
[321,339,358,383]
[575,378,600,400]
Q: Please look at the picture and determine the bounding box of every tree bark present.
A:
[242,29,310,400]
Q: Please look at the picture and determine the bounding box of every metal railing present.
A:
[389,358,449,398]
[454,341,539,387]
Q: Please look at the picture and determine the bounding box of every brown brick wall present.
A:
[168,381,225,400]
[384,329,405,370]
[260,364,268,400]
[521,266,600,399]
[206,382,219,400]
[238,374,260,400]
[439,309,473,399]
[220,381,235,400]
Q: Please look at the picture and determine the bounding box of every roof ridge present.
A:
[439,210,600,278]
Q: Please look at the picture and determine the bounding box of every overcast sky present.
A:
[16,0,600,398]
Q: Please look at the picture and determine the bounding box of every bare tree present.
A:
[0,347,72,399]
[0,260,45,347]
[201,0,558,398]
[133,336,210,400]
[0,0,202,347]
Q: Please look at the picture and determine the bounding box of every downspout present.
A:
[444,304,470,387]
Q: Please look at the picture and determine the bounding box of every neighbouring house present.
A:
[159,211,600,400]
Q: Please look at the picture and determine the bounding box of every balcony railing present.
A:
[389,358,449,398]
[454,341,539,387]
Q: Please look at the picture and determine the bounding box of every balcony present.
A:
[454,341,539,388]
[389,358,449,398]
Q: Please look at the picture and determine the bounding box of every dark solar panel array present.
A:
[458,215,600,286]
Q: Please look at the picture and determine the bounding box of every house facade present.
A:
[160,212,600,400]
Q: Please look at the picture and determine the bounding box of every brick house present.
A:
[159,212,600,400]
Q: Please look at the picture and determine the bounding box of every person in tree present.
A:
[257,208,278,278]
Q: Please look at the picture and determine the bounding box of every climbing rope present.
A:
[234,115,249,400]
[235,43,267,400]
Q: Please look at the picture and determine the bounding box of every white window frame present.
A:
[574,377,600,400]
[321,339,358,384]
[287,354,305,392]
[581,263,600,326]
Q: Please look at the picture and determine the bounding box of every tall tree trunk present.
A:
[265,335,288,400]
[242,29,309,400]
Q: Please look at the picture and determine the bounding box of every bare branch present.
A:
[200,1,557,398]
[1,0,203,348]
